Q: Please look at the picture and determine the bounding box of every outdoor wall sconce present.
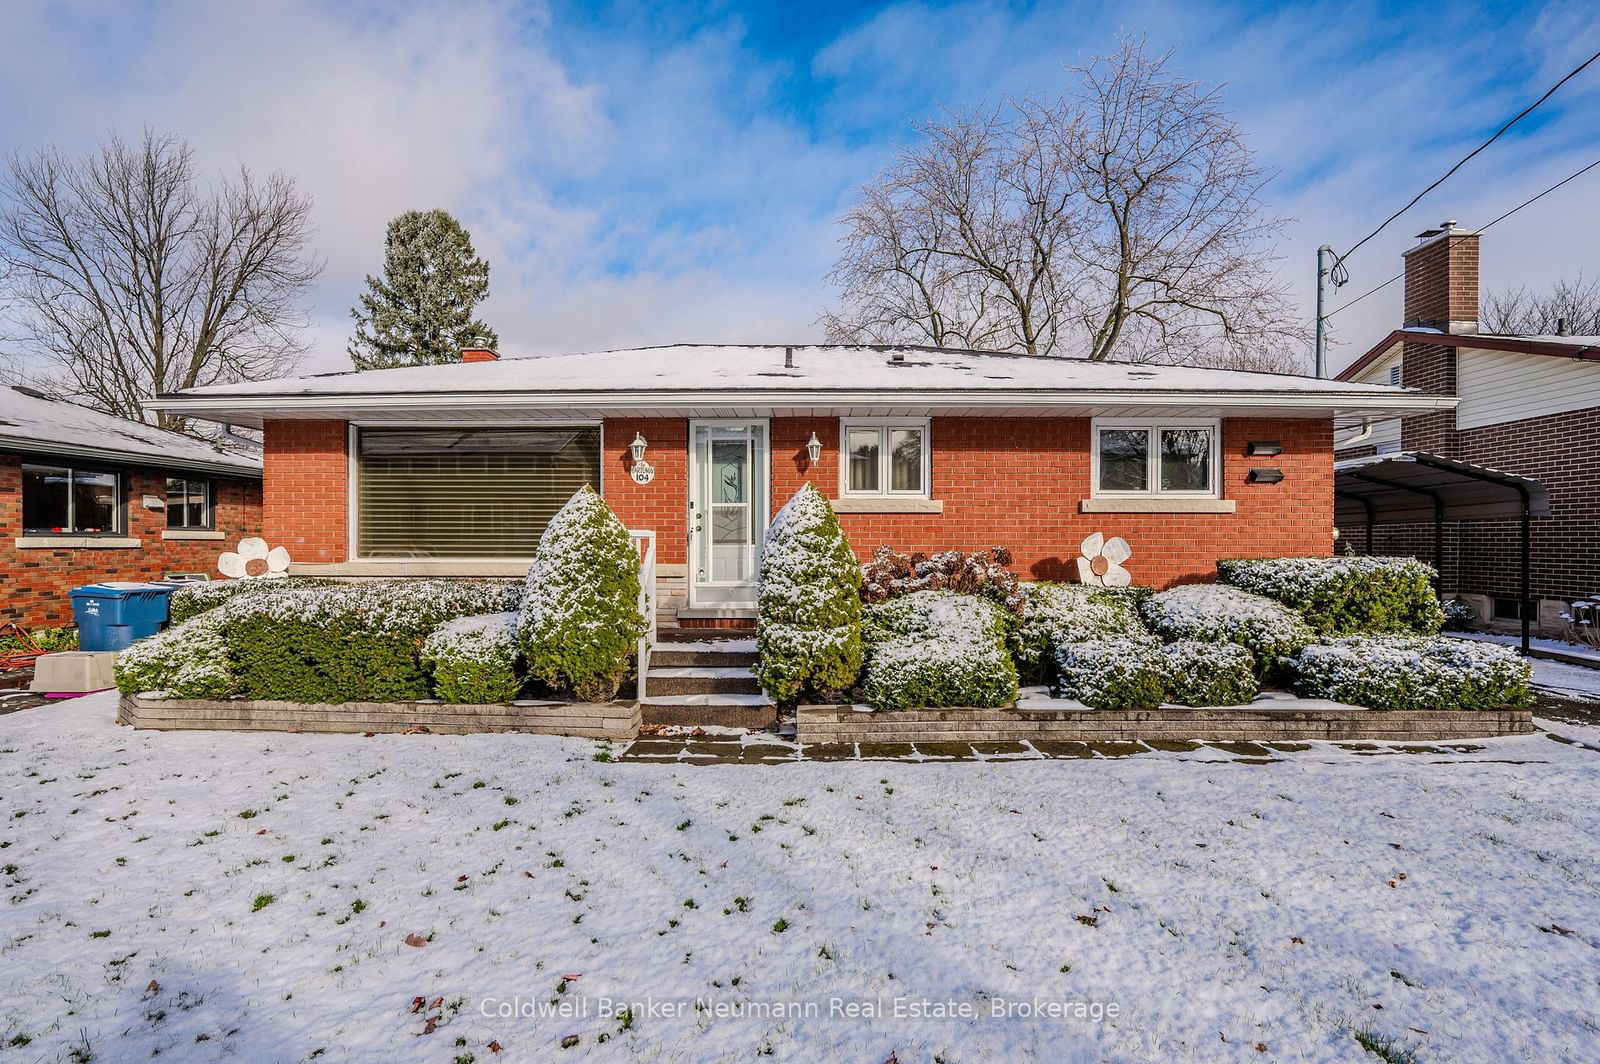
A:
[629,432,655,485]
[1248,467,1285,483]
[805,431,823,465]
[1246,440,1282,457]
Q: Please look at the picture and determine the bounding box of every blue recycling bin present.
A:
[68,582,181,652]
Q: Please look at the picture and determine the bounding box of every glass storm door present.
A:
[689,421,768,608]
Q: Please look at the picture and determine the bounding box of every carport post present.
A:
[1520,487,1531,656]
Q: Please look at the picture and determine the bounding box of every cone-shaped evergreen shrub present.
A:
[755,484,863,703]
[519,486,645,702]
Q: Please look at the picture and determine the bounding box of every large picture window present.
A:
[356,427,602,558]
[22,465,122,534]
[165,478,214,529]
[840,420,930,497]
[1092,419,1219,497]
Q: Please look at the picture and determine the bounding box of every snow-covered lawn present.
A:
[4,694,1600,1063]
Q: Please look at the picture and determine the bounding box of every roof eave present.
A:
[0,435,261,478]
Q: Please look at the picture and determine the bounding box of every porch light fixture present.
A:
[1246,440,1282,457]
[1248,467,1285,484]
[805,431,823,465]
[630,433,648,463]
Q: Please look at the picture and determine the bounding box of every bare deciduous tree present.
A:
[1481,274,1600,337]
[823,37,1308,371]
[0,129,321,429]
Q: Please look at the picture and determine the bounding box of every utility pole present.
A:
[1314,245,1333,378]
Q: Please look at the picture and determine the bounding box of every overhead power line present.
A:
[1324,153,1600,320]
[1329,47,1600,285]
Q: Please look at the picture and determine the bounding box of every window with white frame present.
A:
[165,478,214,529]
[841,420,929,496]
[22,464,123,534]
[1092,419,1219,497]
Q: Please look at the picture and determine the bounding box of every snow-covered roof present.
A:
[0,385,261,477]
[149,344,1455,427]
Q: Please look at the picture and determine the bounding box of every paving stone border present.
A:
[117,693,640,740]
[796,704,1535,744]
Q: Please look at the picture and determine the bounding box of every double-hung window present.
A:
[1092,419,1219,498]
[22,464,123,534]
[165,478,214,529]
[841,420,929,497]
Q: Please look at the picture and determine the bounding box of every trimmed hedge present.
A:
[519,486,645,703]
[168,577,336,624]
[862,591,1018,709]
[1160,640,1258,707]
[421,612,522,704]
[1052,638,1164,709]
[1140,584,1315,672]
[754,484,863,702]
[114,611,233,699]
[1011,582,1148,679]
[1218,556,1445,635]
[1292,635,1531,710]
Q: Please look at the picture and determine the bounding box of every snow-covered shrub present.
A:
[861,590,1018,709]
[754,484,863,703]
[421,612,522,703]
[114,612,233,699]
[1217,556,1445,635]
[1051,637,1164,709]
[862,637,1018,710]
[1160,640,1257,707]
[226,579,520,703]
[1010,582,1148,678]
[1292,635,1530,710]
[1140,584,1314,671]
[860,546,1024,614]
[168,577,336,624]
[519,486,645,703]
[1441,598,1477,632]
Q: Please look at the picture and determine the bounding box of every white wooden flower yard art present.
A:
[218,537,291,580]
[1076,532,1132,587]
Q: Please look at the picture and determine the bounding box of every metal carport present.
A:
[1334,451,1551,654]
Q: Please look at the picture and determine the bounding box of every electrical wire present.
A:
[1329,47,1600,286]
[1323,153,1600,320]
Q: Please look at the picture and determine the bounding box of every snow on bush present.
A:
[1292,635,1531,710]
[1140,583,1314,671]
[519,486,645,703]
[1052,637,1164,709]
[1441,597,1477,631]
[861,590,1018,709]
[1010,582,1148,678]
[754,485,862,703]
[114,612,233,699]
[1160,640,1257,708]
[224,579,521,703]
[860,546,1024,613]
[421,612,522,704]
[167,577,336,625]
[1218,556,1445,634]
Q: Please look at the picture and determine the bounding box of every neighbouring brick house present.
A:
[147,345,1447,630]
[1,385,262,628]
[1336,221,1600,633]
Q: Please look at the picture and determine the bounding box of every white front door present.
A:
[688,420,768,608]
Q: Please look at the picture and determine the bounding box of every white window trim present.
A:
[1090,417,1221,499]
[838,417,932,498]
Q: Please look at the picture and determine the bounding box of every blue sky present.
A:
[4,0,1599,374]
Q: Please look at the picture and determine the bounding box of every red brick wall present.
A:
[258,414,1334,591]
[1403,232,1478,329]
[0,453,262,628]
[1399,342,1459,453]
[263,420,347,563]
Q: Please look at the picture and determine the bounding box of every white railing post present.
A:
[629,530,656,702]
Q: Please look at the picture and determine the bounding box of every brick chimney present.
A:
[1402,220,1479,334]
[460,348,499,363]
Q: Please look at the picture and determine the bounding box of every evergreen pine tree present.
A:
[348,209,499,369]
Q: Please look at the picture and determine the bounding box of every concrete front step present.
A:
[645,666,762,696]
[650,641,759,668]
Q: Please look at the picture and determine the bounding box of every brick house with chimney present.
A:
[1336,222,1600,632]
[144,345,1446,631]
[1,385,263,629]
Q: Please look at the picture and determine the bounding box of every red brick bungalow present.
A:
[2,385,262,628]
[146,346,1449,629]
